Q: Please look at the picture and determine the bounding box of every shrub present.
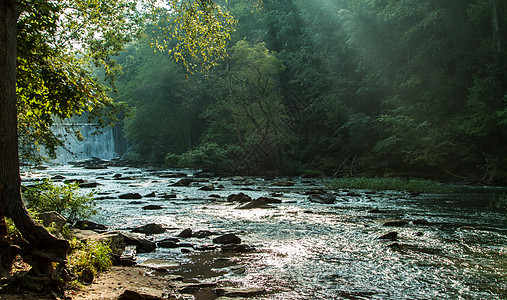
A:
[23,179,96,222]
[68,238,113,284]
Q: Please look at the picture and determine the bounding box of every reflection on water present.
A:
[22,165,507,299]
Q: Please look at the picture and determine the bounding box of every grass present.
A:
[326,176,453,193]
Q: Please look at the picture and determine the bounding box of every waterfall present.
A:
[50,121,127,164]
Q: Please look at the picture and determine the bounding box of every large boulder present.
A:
[37,211,66,233]
[308,193,336,204]
[132,223,166,235]
[121,233,156,253]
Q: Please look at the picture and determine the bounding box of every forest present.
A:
[0,1,506,298]
[108,0,507,184]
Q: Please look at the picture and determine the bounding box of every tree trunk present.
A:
[0,0,69,281]
[490,0,501,52]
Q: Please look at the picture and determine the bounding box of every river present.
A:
[22,164,507,299]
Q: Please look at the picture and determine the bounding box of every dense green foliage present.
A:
[68,238,113,284]
[114,0,506,184]
[23,180,96,222]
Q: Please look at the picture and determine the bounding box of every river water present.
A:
[22,165,507,299]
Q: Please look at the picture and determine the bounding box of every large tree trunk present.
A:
[0,0,69,281]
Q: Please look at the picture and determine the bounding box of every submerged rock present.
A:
[413,219,432,226]
[382,220,409,227]
[193,230,215,238]
[308,193,336,204]
[159,172,187,178]
[221,244,255,252]
[214,287,265,297]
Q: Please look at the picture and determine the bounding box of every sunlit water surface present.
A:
[22,166,507,299]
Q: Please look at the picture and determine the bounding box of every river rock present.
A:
[37,211,66,236]
[171,178,194,186]
[51,175,65,180]
[160,194,177,199]
[119,193,143,199]
[273,180,295,186]
[213,233,241,245]
[159,172,187,178]
[214,287,265,297]
[413,219,432,226]
[305,188,326,195]
[178,228,193,238]
[142,205,163,210]
[79,181,100,188]
[193,244,218,251]
[227,192,252,202]
[122,233,157,253]
[382,220,409,227]
[308,193,336,204]
[199,184,215,191]
[193,230,215,238]
[221,244,255,252]
[257,196,282,204]
[157,239,179,248]
[378,231,398,241]
[144,192,156,197]
[74,220,108,231]
[236,198,273,209]
[118,290,163,300]
[178,282,217,294]
[132,223,166,234]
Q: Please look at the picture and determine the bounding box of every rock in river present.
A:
[236,198,274,209]
[382,220,409,227]
[227,192,252,202]
[119,193,143,199]
[308,193,336,204]
[142,205,163,210]
[215,287,265,297]
[213,233,242,245]
[132,223,166,235]
[178,228,193,238]
[378,231,398,241]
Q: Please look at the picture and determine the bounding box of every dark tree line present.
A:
[117,0,506,184]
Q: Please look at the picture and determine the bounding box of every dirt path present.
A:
[1,266,184,300]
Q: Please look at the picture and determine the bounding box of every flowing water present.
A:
[22,165,507,299]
